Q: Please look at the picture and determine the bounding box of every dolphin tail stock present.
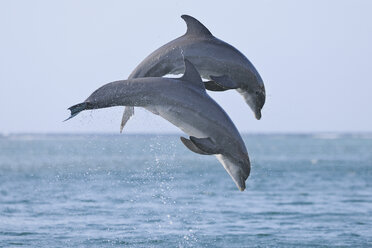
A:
[120,106,135,133]
[64,102,91,122]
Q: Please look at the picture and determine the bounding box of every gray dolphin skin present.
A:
[66,60,251,191]
[120,14,265,132]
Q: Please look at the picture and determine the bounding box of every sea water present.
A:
[0,133,371,247]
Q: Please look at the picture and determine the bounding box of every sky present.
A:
[0,0,371,134]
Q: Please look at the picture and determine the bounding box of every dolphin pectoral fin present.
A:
[180,137,213,155]
[209,75,239,89]
[204,81,228,91]
[120,106,134,133]
[189,136,220,154]
[204,75,239,91]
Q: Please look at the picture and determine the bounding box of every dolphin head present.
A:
[216,152,251,191]
[239,77,266,120]
[252,84,266,120]
[232,60,265,120]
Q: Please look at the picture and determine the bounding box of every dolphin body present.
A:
[120,15,265,132]
[66,60,251,191]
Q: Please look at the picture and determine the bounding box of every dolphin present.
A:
[120,14,265,132]
[66,59,251,191]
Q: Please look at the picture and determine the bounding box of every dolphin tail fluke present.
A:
[120,106,134,133]
[64,102,90,122]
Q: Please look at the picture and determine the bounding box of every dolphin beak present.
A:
[255,110,262,120]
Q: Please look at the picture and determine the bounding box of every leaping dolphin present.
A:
[120,14,265,132]
[66,59,251,191]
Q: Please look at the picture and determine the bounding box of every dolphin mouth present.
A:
[255,110,262,120]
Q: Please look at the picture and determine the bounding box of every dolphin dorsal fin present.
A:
[180,59,205,90]
[181,15,212,37]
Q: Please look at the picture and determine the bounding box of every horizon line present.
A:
[1,131,372,136]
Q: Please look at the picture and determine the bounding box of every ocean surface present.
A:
[0,133,371,247]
